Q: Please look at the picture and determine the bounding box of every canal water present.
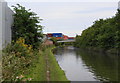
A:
[54,46,119,82]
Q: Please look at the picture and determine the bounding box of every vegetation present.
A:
[2,38,35,81]
[45,47,68,81]
[2,4,68,82]
[2,41,68,81]
[50,37,57,45]
[12,4,43,48]
[75,9,120,53]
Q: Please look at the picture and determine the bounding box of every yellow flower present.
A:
[15,37,33,55]
[16,52,21,55]
[16,37,25,44]
[28,45,32,50]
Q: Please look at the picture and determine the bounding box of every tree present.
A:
[12,4,43,48]
[75,9,120,52]
[50,37,57,45]
[114,9,120,50]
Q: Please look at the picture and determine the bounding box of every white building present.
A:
[0,0,14,50]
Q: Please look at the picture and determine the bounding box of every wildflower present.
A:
[28,45,32,50]
[16,52,21,55]
[19,75,24,79]
[16,37,25,44]
[16,76,19,79]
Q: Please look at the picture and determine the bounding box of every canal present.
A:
[54,46,119,82]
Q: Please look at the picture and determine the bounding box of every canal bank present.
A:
[54,46,119,82]
[2,45,69,81]
[23,46,69,81]
[74,47,119,55]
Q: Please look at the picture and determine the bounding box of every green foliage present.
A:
[2,44,68,81]
[50,37,57,45]
[2,38,35,81]
[75,9,120,51]
[45,47,68,81]
[12,4,43,48]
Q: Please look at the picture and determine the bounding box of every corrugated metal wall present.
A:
[52,33,63,37]
[0,0,14,50]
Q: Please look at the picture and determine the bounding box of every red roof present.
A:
[63,35,68,40]
[47,34,52,37]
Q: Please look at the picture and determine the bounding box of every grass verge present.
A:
[45,47,68,81]
[26,46,69,81]
[24,50,47,81]
[2,44,69,81]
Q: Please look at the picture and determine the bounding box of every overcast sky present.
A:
[5,0,119,37]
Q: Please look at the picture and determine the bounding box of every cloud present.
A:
[6,2,118,36]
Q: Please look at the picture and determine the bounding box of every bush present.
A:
[2,38,35,81]
[75,9,120,51]
[12,4,43,48]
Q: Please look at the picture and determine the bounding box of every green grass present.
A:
[25,51,47,81]
[45,47,68,81]
[24,46,69,81]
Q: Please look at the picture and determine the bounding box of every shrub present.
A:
[2,37,35,81]
[12,4,43,48]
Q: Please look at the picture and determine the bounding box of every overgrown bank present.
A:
[2,4,68,82]
[2,43,68,81]
[22,46,68,81]
[75,9,120,54]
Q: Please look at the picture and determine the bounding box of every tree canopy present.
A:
[75,9,120,51]
[12,4,43,48]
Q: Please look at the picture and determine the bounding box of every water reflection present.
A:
[54,46,119,82]
[76,48,119,82]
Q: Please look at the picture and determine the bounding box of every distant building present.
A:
[63,35,68,40]
[47,33,53,39]
[52,33,63,37]
[46,33,63,40]
[46,33,75,41]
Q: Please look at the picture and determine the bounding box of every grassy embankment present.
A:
[25,46,68,81]
[2,40,68,81]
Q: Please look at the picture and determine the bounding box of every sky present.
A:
[5,0,120,37]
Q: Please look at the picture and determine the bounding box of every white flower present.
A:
[16,76,19,79]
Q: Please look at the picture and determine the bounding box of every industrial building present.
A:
[46,33,74,41]
[0,0,14,50]
[47,33,63,40]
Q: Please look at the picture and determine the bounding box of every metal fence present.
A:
[0,0,14,50]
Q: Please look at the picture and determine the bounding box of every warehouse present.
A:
[47,33,63,40]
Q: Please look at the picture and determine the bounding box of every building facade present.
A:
[0,0,14,50]
[47,33,63,40]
